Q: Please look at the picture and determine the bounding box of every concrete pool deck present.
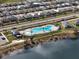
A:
[20,25,59,36]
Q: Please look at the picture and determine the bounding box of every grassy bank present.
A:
[3,31,16,43]
[0,0,24,3]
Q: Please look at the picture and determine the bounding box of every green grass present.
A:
[54,22,61,26]
[0,0,23,3]
[3,31,16,43]
[75,25,79,29]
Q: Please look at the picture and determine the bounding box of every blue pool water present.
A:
[32,25,53,33]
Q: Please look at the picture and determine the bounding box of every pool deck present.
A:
[20,25,59,36]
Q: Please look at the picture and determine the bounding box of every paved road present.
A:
[0,14,78,31]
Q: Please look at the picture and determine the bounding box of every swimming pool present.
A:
[32,25,53,33]
[20,25,59,36]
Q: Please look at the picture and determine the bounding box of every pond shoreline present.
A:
[0,30,78,59]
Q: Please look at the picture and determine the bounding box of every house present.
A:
[76,5,79,9]
[0,13,4,17]
[56,4,61,8]
[9,10,17,15]
[72,1,79,6]
[2,17,10,23]
[10,16,17,22]
[15,14,24,21]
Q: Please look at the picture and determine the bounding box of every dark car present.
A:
[11,30,22,39]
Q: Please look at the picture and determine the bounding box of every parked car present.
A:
[11,30,22,39]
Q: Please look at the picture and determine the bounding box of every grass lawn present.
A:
[68,18,79,28]
[3,31,16,43]
[55,12,73,18]
[76,26,79,29]
[54,22,61,26]
[0,0,23,3]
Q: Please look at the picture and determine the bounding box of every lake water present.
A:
[2,39,79,59]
